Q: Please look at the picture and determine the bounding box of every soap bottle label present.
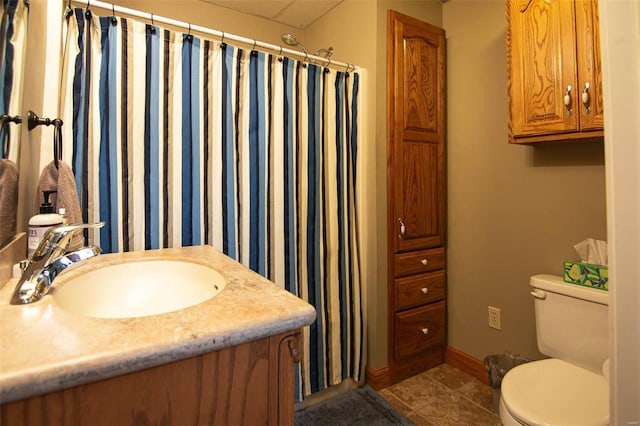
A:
[27,226,55,259]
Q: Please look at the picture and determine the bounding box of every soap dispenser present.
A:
[28,190,63,258]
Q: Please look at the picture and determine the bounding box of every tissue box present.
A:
[563,261,608,290]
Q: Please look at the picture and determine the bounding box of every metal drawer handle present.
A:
[564,85,573,116]
[398,218,406,239]
[421,259,428,266]
[421,327,429,335]
[582,82,591,114]
[421,287,429,295]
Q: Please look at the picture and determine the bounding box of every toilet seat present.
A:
[500,358,609,426]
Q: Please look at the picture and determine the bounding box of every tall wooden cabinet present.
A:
[387,11,446,384]
[507,0,604,144]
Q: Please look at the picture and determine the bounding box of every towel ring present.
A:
[53,120,63,170]
[0,119,10,159]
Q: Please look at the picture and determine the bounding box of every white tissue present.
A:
[573,238,608,265]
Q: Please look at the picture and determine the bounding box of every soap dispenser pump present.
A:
[28,190,63,258]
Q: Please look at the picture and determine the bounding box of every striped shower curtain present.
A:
[60,9,363,398]
[0,0,27,162]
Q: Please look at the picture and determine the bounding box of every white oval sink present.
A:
[54,260,226,318]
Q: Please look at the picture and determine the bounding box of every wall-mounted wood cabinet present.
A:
[387,10,446,385]
[507,0,604,144]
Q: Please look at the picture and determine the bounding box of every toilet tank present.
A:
[530,274,609,373]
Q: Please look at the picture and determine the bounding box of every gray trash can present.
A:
[483,352,530,414]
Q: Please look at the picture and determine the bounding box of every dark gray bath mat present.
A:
[294,385,415,426]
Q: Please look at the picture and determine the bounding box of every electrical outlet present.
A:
[488,306,501,330]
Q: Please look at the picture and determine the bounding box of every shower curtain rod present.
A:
[68,0,358,72]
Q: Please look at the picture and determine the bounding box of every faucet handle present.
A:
[35,222,105,259]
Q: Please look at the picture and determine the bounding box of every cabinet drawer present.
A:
[394,301,446,360]
[395,270,445,311]
[394,247,445,277]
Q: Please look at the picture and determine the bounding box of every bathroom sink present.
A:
[53,260,226,318]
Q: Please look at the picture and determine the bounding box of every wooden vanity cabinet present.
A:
[387,11,447,385]
[0,331,301,426]
[507,0,604,144]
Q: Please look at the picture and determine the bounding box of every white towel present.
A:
[0,159,18,248]
[35,160,84,250]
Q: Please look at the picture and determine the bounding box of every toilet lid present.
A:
[501,358,609,426]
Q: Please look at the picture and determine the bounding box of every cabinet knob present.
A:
[582,82,591,114]
[398,218,406,239]
[564,85,573,116]
[421,327,429,335]
[421,258,428,266]
[421,287,429,295]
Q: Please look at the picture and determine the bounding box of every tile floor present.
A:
[379,364,502,426]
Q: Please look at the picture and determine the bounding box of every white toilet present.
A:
[499,274,609,426]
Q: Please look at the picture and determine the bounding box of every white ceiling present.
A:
[201,0,344,29]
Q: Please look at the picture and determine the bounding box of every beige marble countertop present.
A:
[0,245,316,403]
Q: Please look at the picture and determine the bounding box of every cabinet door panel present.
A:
[389,11,445,254]
[575,0,604,130]
[402,33,443,142]
[508,0,579,137]
[395,141,442,251]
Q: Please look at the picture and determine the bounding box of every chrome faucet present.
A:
[10,222,105,305]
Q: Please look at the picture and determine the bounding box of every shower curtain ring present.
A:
[220,31,226,47]
[110,3,117,24]
[252,39,256,51]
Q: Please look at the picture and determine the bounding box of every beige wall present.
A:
[111,0,295,46]
[18,0,62,231]
[443,1,607,361]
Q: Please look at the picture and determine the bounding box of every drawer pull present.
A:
[421,259,428,266]
[421,327,429,335]
[421,287,429,295]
